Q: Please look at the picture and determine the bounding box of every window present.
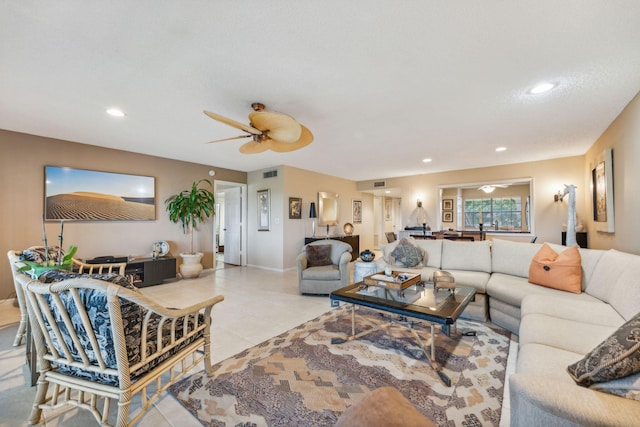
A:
[464,197,522,229]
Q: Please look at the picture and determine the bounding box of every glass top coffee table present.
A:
[330,280,476,386]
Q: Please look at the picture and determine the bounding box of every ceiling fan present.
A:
[204,103,313,154]
[478,184,509,193]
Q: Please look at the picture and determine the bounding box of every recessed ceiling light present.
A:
[495,147,507,152]
[422,158,432,163]
[528,82,556,94]
[385,190,391,194]
[106,108,126,117]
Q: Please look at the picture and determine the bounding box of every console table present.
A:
[562,232,588,248]
[304,235,359,261]
[125,257,176,287]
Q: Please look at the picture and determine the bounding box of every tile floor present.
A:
[0,264,516,426]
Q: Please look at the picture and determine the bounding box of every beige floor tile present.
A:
[1,262,515,426]
[0,265,329,426]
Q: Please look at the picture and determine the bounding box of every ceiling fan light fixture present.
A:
[480,185,496,193]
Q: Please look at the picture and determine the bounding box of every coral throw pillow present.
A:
[306,244,333,267]
[528,243,582,293]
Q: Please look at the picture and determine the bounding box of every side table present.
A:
[353,260,378,283]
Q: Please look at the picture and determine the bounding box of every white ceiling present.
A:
[2,2,639,182]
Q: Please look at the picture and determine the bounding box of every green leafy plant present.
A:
[165,179,215,254]
[19,245,78,279]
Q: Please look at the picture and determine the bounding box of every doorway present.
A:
[214,180,247,269]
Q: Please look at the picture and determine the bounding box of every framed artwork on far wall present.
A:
[384,198,392,221]
[443,211,454,222]
[442,199,453,211]
[352,200,362,223]
[591,148,615,233]
[257,189,270,231]
[288,197,302,219]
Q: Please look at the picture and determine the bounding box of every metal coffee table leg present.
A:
[410,323,451,386]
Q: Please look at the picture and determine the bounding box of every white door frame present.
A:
[213,180,248,267]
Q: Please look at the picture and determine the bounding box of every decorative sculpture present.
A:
[562,184,577,247]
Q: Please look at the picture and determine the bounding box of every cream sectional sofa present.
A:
[375,238,492,322]
[375,238,640,426]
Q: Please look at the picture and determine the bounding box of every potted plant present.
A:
[165,179,215,278]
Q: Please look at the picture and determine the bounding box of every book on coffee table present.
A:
[363,271,421,290]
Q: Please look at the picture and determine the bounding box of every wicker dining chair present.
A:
[7,250,128,347]
[15,269,224,427]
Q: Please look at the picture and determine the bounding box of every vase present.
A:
[359,249,375,262]
[179,252,203,279]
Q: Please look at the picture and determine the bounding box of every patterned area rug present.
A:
[169,306,511,426]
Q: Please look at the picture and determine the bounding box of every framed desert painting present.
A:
[44,165,155,221]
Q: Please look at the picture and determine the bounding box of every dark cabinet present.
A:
[561,232,588,249]
[125,257,176,287]
[304,235,360,261]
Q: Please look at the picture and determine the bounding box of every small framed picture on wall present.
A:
[442,199,453,210]
[352,200,362,223]
[443,211,453,222]
[288,197,302,219]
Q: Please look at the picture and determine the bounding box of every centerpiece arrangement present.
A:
[19,218,78,279]
[165,179,215,279]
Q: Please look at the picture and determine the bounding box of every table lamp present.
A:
[309,202,317,236]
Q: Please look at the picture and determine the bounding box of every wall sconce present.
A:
[416,199,422,208]
[554,190,565,202]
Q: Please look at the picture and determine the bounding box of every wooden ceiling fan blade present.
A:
[269,125,314,152]
[205,135,250,144]
[239,140,271,154]
[203,110,262,135]
[249,111,302,143]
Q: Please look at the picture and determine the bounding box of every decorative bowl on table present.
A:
[359,249,375,262]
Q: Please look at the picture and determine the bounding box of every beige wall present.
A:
[583,91,640,254]
[0,130,246,299]
[358,156,586,245]
[246,166,374,271]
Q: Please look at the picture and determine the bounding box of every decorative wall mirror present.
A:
[437,178,534,234]
[318,191,339,226]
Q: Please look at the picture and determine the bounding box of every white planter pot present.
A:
[179,252,203,279]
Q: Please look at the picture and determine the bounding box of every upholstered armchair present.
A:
[13,266,224,427]
[297,239,352,294]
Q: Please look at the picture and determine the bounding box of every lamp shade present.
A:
[309,202,317,218]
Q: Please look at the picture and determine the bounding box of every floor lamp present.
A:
[309,202,317,237]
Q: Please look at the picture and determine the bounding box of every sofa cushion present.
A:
[520,294,623,328]
[583,249,640,321]
[520,313,618,355]
[567,312,640,387]
[306,244,333,267]
[585,249,638,302]
[528,244,582,294]
[413,239,442,269]
[389,238,424,267]
[441,239,491,273]
[491,239,541,278]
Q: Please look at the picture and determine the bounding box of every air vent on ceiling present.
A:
[263,170,278,179]
[373,180,386,188]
